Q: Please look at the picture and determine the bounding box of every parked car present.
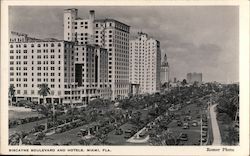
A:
[179,133,188,141]
[192,122,198,127]
[202,132,207,137]
[177,120,182,126]
[114,129,123,135]
[183,123,189,129]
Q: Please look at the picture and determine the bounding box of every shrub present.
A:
[217,113,232,124]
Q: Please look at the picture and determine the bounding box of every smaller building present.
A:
[186,72,202,84]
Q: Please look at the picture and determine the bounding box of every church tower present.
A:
[160,53,170,86]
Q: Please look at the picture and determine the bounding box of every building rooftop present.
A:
[94,18,130,27]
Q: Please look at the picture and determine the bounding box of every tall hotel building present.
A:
[64,9,130,100]
[9,30,110,105]
[9,32,78,104]
[129,32,161,94]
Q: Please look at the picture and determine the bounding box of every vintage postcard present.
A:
[0,0,249,155]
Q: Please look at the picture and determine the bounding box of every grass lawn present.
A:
[9,110,39,120]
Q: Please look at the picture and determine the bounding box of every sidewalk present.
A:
[209,104,221,145]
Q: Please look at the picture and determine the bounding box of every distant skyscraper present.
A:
[160,53,169,85]
[129,32,161,94]
[187,72,202,84]
[64,9,130,100]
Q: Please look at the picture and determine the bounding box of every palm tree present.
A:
[38,83,50,105]
[9,84,15,106]
[38,83,50,132]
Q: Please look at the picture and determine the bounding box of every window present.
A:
[10,45,13,48]
[58,43,61,47]
[51,43,54,47]
[31,44,34,47]
[37,44,41,47]
[24,44,27,48]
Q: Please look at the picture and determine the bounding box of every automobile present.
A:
[203,122,208,126]
[199,138,207,143]
[202,132,207,137]
[192,122,198,127]
[202,127,208,131]
[114,129,123,135]
[177,120,182,127]
[179,133,188,141]
[182,123,189,129]
[77,132,82,137]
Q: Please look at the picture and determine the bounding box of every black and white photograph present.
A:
[7,5,240,146]
[1,1,249,155]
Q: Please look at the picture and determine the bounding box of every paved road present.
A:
[209,104,221,145]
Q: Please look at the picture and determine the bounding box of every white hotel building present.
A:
[129,32,161,94]
[9,31,110,105]
[64,9,130,100]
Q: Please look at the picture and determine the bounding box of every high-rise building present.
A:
[74,44,111,103]
[9,31,110,105]
[186,72,202,84]
[64,9,130,100]
[129,32,161,94]
[9,31,79,104]
[160,53,169,85]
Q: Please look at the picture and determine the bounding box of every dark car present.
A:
[114,129,123,135]
[179,133,188,141]
[177,120,182,126]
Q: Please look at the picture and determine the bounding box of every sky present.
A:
[9,6,239,83]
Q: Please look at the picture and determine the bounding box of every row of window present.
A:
[10,43,62,48]
[15,89,62,95]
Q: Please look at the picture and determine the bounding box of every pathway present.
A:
[209,104,221,145]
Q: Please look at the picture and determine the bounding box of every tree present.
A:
[225,127,239,145]
[38,83,50,105]
[193,81,199,88]
[38,84,51,132]
[9,84,15,106]
[181,79,187,87]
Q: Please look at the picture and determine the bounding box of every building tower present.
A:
[129,32,161,94]
[64,9,130,100]
[160,53,170,86]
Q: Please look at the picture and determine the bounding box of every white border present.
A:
[1,0,249,155]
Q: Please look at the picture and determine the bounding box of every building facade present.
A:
[64,9,130,100]
[9,31,111,105]
[129,32,161,94]
[160,53,169,85]
[187,72,202,84]
[9,31,79,104]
